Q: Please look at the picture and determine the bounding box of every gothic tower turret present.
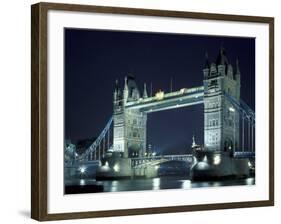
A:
[113,79,123,113]
[203,52,210,78]
[216,47,228,76]
[235,59,241,84]
[203,48,240,153]
[123,76,129,104]
[113,75,147,158]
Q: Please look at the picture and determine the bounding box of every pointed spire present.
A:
[191,134,197,148]
[114,79,119,91]
[143,83,148,98]
[124,76,128,91]
[204,51,210,69]
[216,45,228,66]
[114,79,118,100]
[220,41,225,54]
[236,58,240,75]
[220,45,224,55]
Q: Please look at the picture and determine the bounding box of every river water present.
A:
[65,176,255,194]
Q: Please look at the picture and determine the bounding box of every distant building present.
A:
[64,139,76,162]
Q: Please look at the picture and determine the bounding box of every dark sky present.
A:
[64,28,255,154]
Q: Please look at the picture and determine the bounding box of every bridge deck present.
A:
[125,86,204,113]
[131,154,193,168]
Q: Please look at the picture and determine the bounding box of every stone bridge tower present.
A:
[113,75,147,158]
[203,48,241,153]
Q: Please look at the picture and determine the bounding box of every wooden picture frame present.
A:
[31,2,274,221]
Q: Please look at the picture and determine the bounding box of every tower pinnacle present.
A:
[114,79,119,91]
[124,76,128,91]
[204,51,210,69]
[191,134,198,148]
[143,83,148,98]
[236,58,240,75]
[216,46,228,66]
[114,79,119,101]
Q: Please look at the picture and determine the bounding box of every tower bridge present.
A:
[73,47,256,180]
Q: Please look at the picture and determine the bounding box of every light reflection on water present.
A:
[80,179,86,186]
[246,177,255,185]
[181,180,191,189]
[110,180,118,192]
[152,178,161,190]
[66,177,255,193]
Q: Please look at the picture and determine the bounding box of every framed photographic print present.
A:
[31,2,274,221]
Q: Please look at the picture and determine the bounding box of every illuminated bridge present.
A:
[70,48,256,179]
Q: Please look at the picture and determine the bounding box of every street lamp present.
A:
[79,166,86,174]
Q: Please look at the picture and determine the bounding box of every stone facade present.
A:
[113,76,147,158]
[203,48,241,152]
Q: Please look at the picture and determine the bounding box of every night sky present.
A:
[64,28,255,155]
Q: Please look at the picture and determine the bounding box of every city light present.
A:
[229,107,235,112]
[79,166,86,174]
[113,164,120,172]
[155,91,164,100]
[213,155,221,165]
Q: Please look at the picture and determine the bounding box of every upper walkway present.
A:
[125,86,204,113]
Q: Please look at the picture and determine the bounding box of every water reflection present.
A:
[153,178,161,190]
[246,177,255,185]
[111,180,118,192]
[181,180,191,188]
[66,176,255,194]
[80,179,86,186]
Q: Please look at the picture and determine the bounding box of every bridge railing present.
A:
[131,154,193,168]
